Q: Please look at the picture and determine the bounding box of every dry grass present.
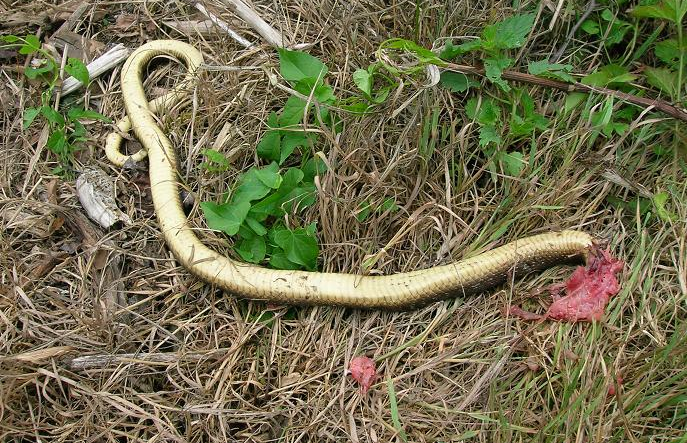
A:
[1,0,686,441]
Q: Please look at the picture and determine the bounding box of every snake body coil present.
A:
[105,40,594,310]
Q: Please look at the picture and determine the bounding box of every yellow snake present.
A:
[104,40,595,309]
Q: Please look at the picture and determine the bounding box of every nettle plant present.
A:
[201,49,331,271]
[2,34,110,174]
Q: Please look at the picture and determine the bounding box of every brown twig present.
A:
[445,62,687,123]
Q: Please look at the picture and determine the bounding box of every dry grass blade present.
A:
[1,0,685,442]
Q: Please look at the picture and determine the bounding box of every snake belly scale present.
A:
[104,40,594,310]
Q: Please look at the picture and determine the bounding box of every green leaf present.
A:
[356,200,372,222]
[272,227,319,270]
[25,58,55,79]
[65,58,89,85]
[201,200,251,236]
[254,162,282,189]
[631,0,687,24]
[235,236,266,263]
[46,129,67,155]
[440,39,482,60]
[353,69,373,96]
[23,107,40,129]
[528,60,575,83]
[67,108,111,122]
[652,192,677,222]
[279,96,307,126]
[564,92,586,113]
[479,125,501,146]
[380,38,445,66]
[581,20,600,35]
[278,48,328,82]
[500,151,525,176]
[644,67,680,97]
[1,35,20,43]
[200,149,230,173]
[654,39,683,68]
[481,13,536,52]
[269,248,302,270]
[466,97,500,126]
[294,78,336,103]
[257,129,281,162]
[249,168,309,219]
[280,131,313,164]
[378,197,399,213]
[581,64,637,87]
[484,56,512,91]
[231,168,273,204]
[40,106,65,127]
[302,156,327,182]
[244,216,268,236]
[440,71,479,92]
[386,379,408,442]
[19,34,41,55]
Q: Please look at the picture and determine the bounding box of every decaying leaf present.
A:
[75,166,131,228]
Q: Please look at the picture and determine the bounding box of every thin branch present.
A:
[444,62,687,123]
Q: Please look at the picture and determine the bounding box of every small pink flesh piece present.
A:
[348,356,377,394]
[507,247,623,322]
[545,248,624,322]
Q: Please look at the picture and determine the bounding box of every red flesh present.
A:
[348,356,377,394]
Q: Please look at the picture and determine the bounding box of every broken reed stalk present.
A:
[445,62,687,123]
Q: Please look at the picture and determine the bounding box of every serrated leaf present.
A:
[278,48,328,82]
[23,107,40,129]
[353,69,373,96]
[272,227,319,270]
[65,58,89,85]
[479,125,501,146]
[201,200,251,236]
[654,39,682,68]
[500,151,525,176]
[581,64,637,87]
[644,67,680,97]
[484,56,512,91]
[631,0,687,24]
[46,129,67,154]
[481,13,536,52]
[528,60,575,83]
[439,39,483,60]
[440,71,479,92]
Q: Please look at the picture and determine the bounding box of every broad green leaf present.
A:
[272,227,319,270]
[654,39,682,68]
[278,48,328,82]
[465,97,500,125]
[67,108,111,122]
[280,131,313,164]
[235,236,266,263]
[440,39,483,60]
[244,216,268,236]
[279,96,307,126]
[25,58,55,79]
[257,129,281,162]
[644,67,680,97]
[23,107,40,129]
[500,151,525,176]
[581,64,637,87]
[201,200,251,235]
[478,125,501,146]
[378,197,399,213]
[46,129,67,155]
[200,149,230,172]
[581,20,600,35]
[1,35,20,43]
[19,34,41,55]
[440,71,479,92]
[631,0,687,24]
[269,248,302,270]
[40,106,65,127]
[484,56,512,91]
[254,162,282,189]
[528,60,575,83]
[381,38,445,66]
[564,92,586,113]
[231,168,272,203]
[65,58,89,85]
[353,69,373,96]
[599,9,632,46]
[481,13,536,52]
[302,156,327,182]
[294,78,336,103]
[249,168,307,219]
